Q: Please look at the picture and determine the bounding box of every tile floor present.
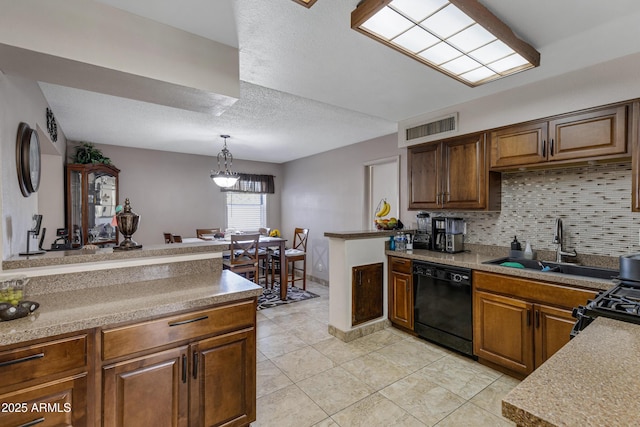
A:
[253,281,520,427]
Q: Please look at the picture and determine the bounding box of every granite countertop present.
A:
[502,317,640,426]
[324,230,398,239]
[3,240,230,271]
[0,270,262,347]
[386,248,616,292]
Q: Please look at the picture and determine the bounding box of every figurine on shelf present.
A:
[113,199,142,251]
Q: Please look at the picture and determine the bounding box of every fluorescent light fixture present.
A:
[351,0,540,86]
[292,0,317,7]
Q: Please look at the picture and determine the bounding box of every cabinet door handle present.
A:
[550,139,554,156]
[535,310,540,328]
[192,351,199,379]
[0,352,44,368]
[542,140,546,157]
[168,315,208,327]
[18,418,46,427]
[526,309,531,327]
[182,354,187,383]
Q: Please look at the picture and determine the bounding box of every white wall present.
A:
[84,143,283,246]
[282,134,405,283]
[0,73,66,260]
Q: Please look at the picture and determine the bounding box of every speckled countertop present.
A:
[502,317,640,427]
[386,246,617,292]
[0,270,261,347]
[324,230,398,239]
[2,240,230,270]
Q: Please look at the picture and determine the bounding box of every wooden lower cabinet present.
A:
[473,271,595,377]
[101,299,257,427]
[190,329,255,427]
[103,346,189,426]
[0,373,89,427]
[474,290,534,375]
[0,333,91,427]
[388,257,413,331]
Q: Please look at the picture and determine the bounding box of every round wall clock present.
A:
[16,122,41,197]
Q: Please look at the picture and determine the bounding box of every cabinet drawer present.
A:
[102,300,255,360]
[389,257,411,274]
[0,335,87,389]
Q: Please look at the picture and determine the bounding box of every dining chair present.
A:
[222,233,261,283]
[257,228,271,286]
[173,235,183,243]
[196,228,220,240]
[163,233,174,243]
[270,228,309,290]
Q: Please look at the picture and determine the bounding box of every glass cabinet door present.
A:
[88,171,117,244]
[69,169,83,246]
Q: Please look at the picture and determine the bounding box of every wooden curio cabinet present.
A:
[66,163,120,247]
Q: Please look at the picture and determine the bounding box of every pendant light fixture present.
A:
[210,134,240,188]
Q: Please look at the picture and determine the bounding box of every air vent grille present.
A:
[406,116,457,140]
[398,112,459,147]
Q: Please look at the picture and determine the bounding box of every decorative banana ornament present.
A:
[375,199,391,218]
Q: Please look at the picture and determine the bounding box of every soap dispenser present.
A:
[510,236,522,257]
[524,241,534,260]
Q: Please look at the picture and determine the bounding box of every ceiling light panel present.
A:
[352,0,541,86]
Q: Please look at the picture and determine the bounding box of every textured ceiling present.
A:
[36,0,640,163]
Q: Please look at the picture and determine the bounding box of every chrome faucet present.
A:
[552,218,577,263]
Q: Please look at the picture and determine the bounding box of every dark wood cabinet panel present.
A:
[473,271,596,377]
[388,257,412,330]
[549,105,627,161]
[473,290,534,376]
[103,346,189,427]
[409,133,499,210]
[101,300,257,427]
[490,103,630,171]
[490,121,547,168]
[534,304,576,368]
[190,329,256,427]
[0,373,89,427]
[352,263,384,326]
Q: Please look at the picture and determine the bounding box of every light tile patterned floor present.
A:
[252,282,519,427]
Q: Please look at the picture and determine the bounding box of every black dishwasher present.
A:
[413,261,473,357]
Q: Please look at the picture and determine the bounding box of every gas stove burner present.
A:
[610,302,640,315]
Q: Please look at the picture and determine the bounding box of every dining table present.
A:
[183,235,289,300]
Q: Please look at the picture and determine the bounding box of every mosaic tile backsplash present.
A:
[437,162,640,257]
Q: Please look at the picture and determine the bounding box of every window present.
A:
[226,192,267,231]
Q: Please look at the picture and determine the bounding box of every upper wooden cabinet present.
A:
[490,104,630,170]
[409,133,501,210]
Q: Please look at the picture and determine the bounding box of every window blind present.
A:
[226,192,266,230]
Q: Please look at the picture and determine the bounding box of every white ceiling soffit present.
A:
[20,0,640,163]
[39,80,397,164]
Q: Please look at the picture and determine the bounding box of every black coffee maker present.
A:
[431,217,447,251]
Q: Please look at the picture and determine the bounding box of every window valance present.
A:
[220,174,275,194]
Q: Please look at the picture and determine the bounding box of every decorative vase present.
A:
[113,198,142,251]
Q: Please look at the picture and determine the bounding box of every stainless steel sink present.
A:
[483,257,619,280]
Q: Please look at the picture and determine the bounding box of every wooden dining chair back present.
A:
[173,235,183,243]
[163,233,174,243]
[196,228,220,239]
[223,233,261,283]
[271,228,309,290]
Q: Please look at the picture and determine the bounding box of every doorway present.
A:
[364,156,399,229]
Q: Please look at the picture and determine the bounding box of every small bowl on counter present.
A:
[0,276,39,321]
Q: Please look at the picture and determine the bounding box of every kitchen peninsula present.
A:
[0,241,260,426]
[324,230,396,341]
